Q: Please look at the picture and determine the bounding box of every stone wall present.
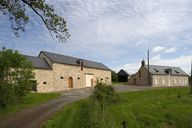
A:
[128,66,151,86]
[33,63,111,92]
[152,75,189,87]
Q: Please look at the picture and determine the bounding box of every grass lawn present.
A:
[44,87,192,128]
[112,81,128,85]
[0,92,60,118]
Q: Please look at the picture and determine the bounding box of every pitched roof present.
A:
[40,51,111,71]
[24,55,51,70]
[144,65,188,76]
[118,69,129,76]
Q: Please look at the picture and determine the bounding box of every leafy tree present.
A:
[111,70,118,82]
[0,0,70,42]
[0,48,34,108]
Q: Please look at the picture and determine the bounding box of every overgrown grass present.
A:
[0,92,60,118]
[44,87,192,128]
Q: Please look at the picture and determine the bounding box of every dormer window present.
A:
[164,68,172,74]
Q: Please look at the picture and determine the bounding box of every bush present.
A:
[91,83,119,123]
[0,48,34,108]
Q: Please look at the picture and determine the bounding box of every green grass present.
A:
[0,92,60,118]
[112,81,128,85]
[44,87,192,128]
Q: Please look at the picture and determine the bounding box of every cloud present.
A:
[164,47,177,53]
[0,0,192,73]
[152,55,161,60]
[152,46,165,53]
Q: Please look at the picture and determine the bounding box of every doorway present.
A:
[68,77,73,88]
[134,78,136,85]
[85,74,94,87]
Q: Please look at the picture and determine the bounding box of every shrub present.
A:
[91,83,119,122]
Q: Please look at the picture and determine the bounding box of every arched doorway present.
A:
[68,77,73,88]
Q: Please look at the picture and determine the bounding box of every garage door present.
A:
[85,74,93,87]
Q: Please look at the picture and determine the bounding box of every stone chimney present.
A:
[141,59,145,66]
[76,59,84,71]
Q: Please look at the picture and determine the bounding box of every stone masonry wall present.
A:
[152,75,188,87]
[33,63,111,92]
[128,66,150,86]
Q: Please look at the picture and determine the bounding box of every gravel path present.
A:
[0,85,151,128]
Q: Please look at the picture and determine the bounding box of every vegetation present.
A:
[0,92,60,118]
[0,0,70,42]
[112,81,128,85]
[0,48,34,108]
[44,87,192,128]
[111,70,118,82]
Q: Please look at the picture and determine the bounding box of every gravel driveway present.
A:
[0,85,151,128]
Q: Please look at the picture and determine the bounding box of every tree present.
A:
[0,0,70,42]
[0,48,34,108]
[111,71,118,82]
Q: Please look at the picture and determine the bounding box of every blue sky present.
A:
[0,0,192,74]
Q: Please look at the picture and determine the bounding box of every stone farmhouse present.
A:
[128,60,189,86]
[25,51,111,92]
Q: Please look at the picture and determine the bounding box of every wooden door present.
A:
[68,77,73,88]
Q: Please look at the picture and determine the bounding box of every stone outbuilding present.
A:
[128,60,189,86]
[25,51,111,92]
[117,69,129,82]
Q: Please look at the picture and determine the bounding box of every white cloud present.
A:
[152,46,165,53]
[152,55,161,61]
[164,47,177,53]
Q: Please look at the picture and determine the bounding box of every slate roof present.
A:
[39,51,111,71]
[144,65,188,76]
[24,55,51,70]
[118,69,129,76]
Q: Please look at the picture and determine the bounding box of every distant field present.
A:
[44,87,192,128]
[0,92,60,118]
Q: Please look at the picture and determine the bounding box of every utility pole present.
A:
[147,50,150,86]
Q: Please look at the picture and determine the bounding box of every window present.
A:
[155,78,158,84]
[60,76,64,79]
[162,77,165,84]
[43,82,47,84]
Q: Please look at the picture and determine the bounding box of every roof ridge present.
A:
[41,51,105,64]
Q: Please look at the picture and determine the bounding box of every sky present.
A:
[0,0,192,74]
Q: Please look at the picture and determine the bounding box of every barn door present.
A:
[85,74,93,87]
